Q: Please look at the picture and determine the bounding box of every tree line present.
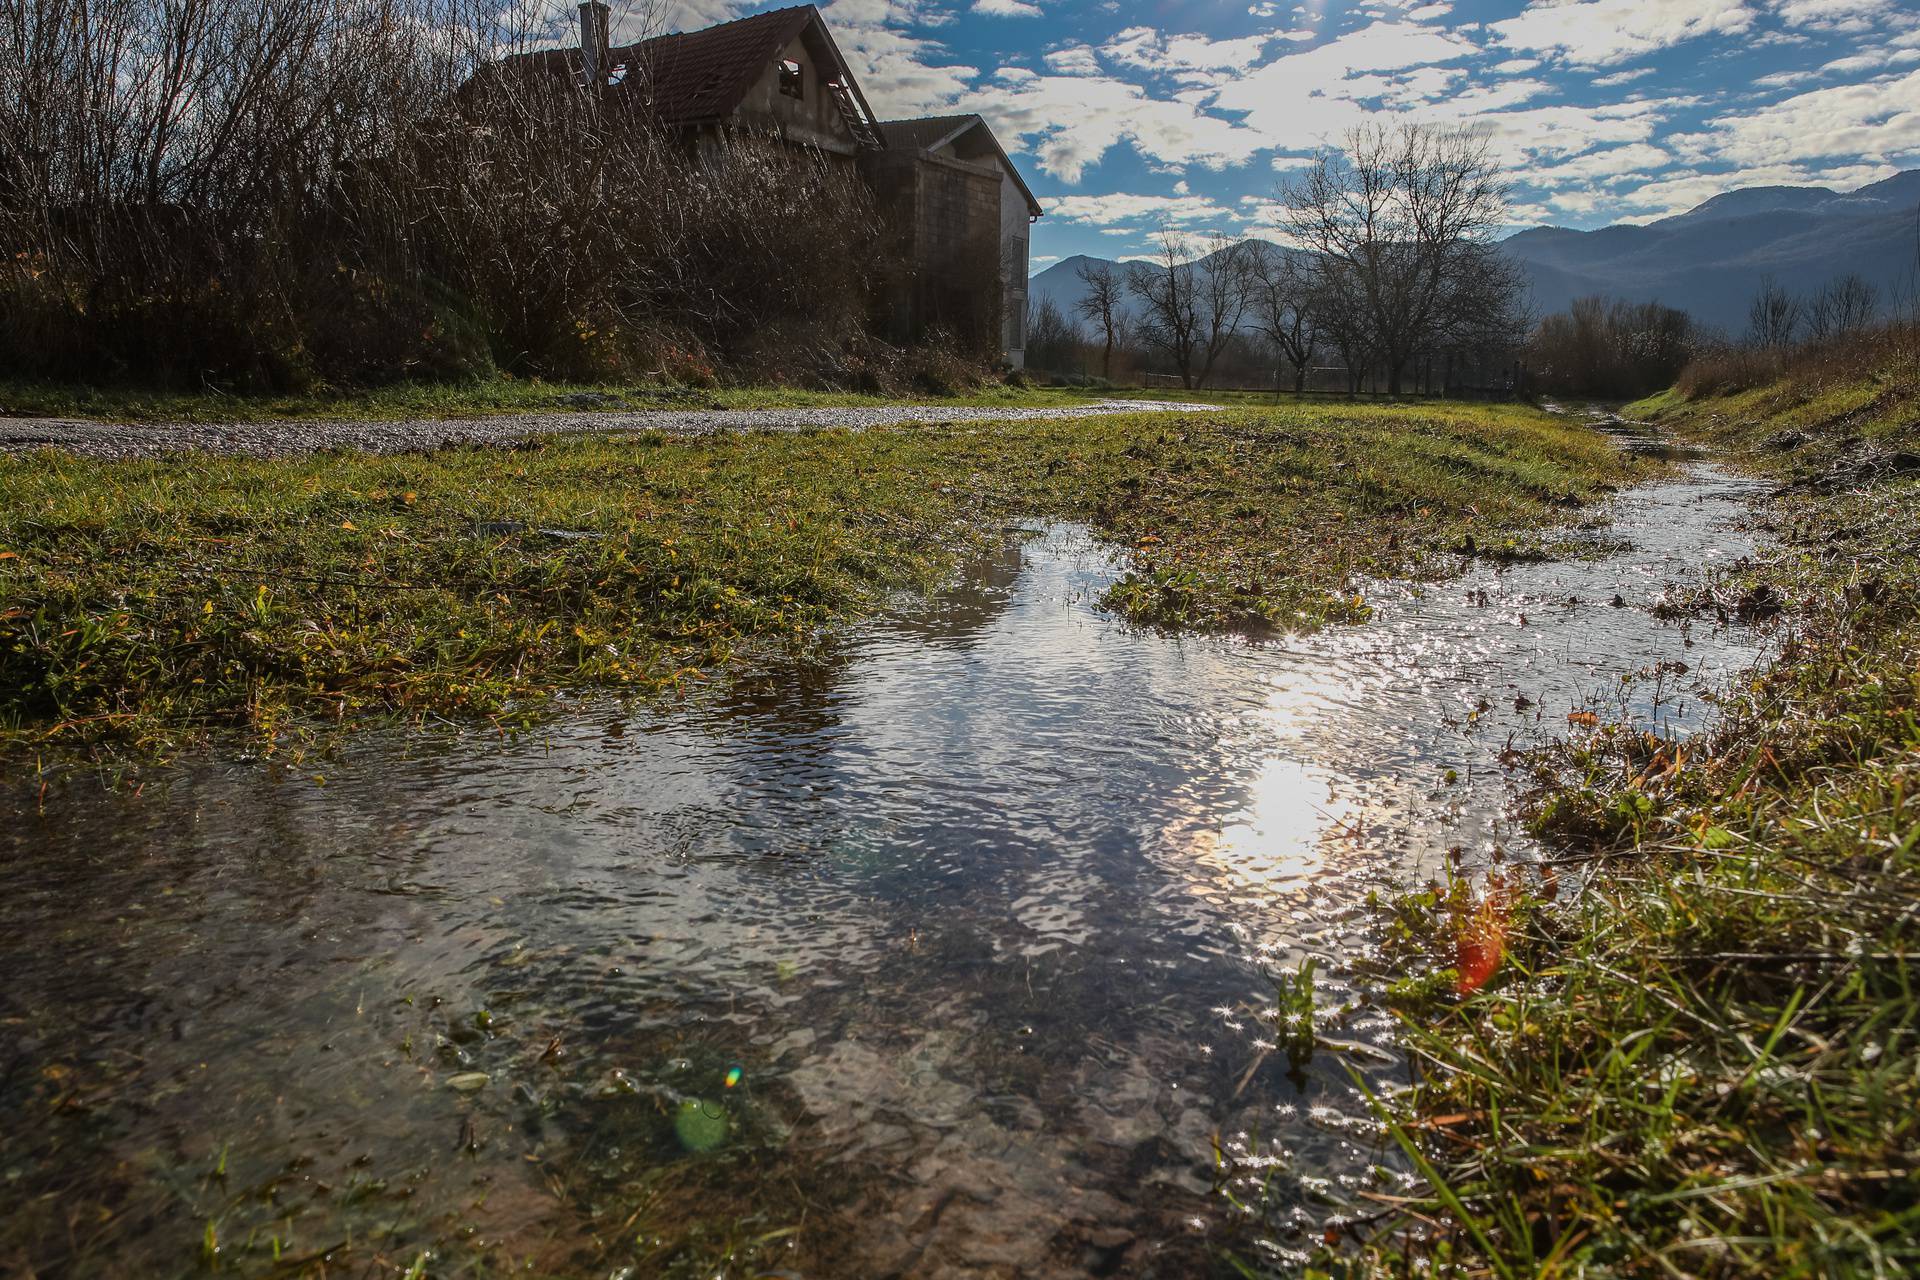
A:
[1021,126,1528,395]
[1524,269,1895,401]
[1026,123,1532,396]
[1026,121,1908,404]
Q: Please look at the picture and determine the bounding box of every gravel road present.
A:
[0,399,1223,461]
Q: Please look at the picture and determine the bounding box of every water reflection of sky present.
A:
[0,462,1767,1278]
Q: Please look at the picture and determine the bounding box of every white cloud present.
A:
[1702,66,1920,166]
[1043,45,1101,75]
[984,66,1267,182]
[1592,66,1656,86]
[973,0,1042,16]
[820,0,981,114]
[1474,98,1679,163]
[1771,0,1897,31]
[1528,141,1675,184]
[1212,20,1482,146]
[1100,25,1275,79]
[1491,0,1757,67]
[1820,47,1920,74]
[1047,192,1239,226]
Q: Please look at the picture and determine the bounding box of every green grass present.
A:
[1625,323,1919,457]
[0,376,1101,424]
[1341,367,1920,1278]
[0,401,1631,761]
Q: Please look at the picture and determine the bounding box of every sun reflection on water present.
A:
[1201,753,1351,895]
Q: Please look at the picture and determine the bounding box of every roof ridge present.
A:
[880,112,977,122]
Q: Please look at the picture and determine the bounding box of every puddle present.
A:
[0,453,1764,1277]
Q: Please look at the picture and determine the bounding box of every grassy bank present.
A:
[0,376,1093,424]
[0,402,1628,761]
[1342,354,1920,1276]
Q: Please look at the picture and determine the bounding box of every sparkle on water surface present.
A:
[0,442,1764,1277]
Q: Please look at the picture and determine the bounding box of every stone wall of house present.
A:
[997,159,1032,368]
[860,150,1005,357]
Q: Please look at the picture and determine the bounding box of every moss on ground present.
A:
[1338,369,1920,1278]
[0,402,1629,761]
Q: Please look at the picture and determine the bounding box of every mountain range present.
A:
[1030,169,1920,338]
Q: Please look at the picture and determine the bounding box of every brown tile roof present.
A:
[502,5,822,125]
[621,5,816,124]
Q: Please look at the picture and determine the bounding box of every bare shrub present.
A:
[1245,242,1318,393]
[0,0,892,390]
[1674,343,1782,397]
[1675,319,1920,399]
[1530,296,1697,399]
[1023,296,1086,375]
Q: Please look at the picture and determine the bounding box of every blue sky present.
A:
[639,0,1920,266]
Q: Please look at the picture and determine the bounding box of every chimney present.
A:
[579,0,610,88]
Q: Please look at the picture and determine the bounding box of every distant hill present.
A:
[1032,170,1920,337]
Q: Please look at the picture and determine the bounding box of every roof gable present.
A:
[878,115,1043,218]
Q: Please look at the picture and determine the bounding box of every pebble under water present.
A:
[0,447,1766,1278]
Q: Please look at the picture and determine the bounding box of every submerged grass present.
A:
[1337,367,1920,1277]
[0,402,1629,761]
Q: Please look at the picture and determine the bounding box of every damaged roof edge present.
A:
[807,16,882,135]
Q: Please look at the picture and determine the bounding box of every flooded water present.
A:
[1,444,1764,1278]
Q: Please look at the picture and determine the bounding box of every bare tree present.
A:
[1310,260,1375,392]
[1193,234,1258,388]
[1125,230,1200,388]
[1073,259,1131,379]
[1431,248,1533,391]
[1804,273,1878,341]
[1125,228,1254,390]
[1746,275,1804,350]
[1245,241,1318,392]
[1280,122,1521,395]
[1023,295,1084,373]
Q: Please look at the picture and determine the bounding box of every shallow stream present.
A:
[1,436,1765,1278]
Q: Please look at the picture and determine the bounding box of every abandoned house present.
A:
[506,3,1043,366]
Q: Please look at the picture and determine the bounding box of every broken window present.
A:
[779,58,804,100]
